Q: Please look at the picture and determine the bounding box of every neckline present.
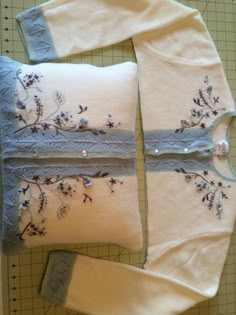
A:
[209,111,236,182]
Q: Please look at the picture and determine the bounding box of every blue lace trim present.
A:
[16,6,57,62]
[6,158,136,177]
[145,153,212,172]
[144,129,210,154]
[40,251,77,304]
[3,129,136,158]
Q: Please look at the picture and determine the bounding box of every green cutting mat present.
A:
[0,1,236,315]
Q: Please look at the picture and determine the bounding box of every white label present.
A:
[213,140,229,157]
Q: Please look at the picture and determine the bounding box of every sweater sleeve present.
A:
[16,0,196,62]
[40,233,231,315]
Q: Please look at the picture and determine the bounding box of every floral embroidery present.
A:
[14,69,107,136]
[23,71,43,88]
[14,70,123,136]
[175,76,226,133]
[14,69,43,91]
[17,173,124,241]
[106,114,121,128]
[14,93,106,135]
[17,219,47,241]
[106,177,123,193]
[175,168,230,219]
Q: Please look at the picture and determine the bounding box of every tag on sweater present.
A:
[213,140,229,156]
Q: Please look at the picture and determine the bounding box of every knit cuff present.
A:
[40,251,77,305]
[16,6,57,62]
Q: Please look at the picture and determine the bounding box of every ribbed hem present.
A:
[40,251,78,305]
[16,6,58,62]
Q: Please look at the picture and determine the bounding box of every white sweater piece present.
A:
[0,58,143,254]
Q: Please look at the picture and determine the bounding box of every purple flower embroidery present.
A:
[175,76,226,133]
[175,168,230,219]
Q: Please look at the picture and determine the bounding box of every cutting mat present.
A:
[0,1,236,315]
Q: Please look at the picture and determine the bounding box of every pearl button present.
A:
[32,149,38,157]
[82,150,88,157]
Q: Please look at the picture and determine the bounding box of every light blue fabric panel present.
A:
[40,251,78,304]
[16,6,58,62]
[145,153,212,172]
[144,129,211,155]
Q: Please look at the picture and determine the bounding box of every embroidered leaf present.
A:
[175,128,184,133]
[206,85,213,95]
[83,193,93,203]
[22,185,30,195]
[54,90,65,106]
[101,172,109,177]
[193,98,200,105]
[204,75,209,84]
[78,105,88,114]
[94,171,109,178]
[16,114,27,124]
[38,191,46,213]
[94,171,101,177]
[213,96,219,104]
[57,204,70,220]
[199,89,210,107]
[98,130,106,135]
[16,99,26,110]
[222,192,228,199]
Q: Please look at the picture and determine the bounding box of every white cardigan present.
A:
[10,0,236,314]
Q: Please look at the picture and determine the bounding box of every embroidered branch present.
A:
[175,76,226,133]
[175,168,230,219]
[14,70,107,136]
[14,94,106,136]
[17,172,111,241]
